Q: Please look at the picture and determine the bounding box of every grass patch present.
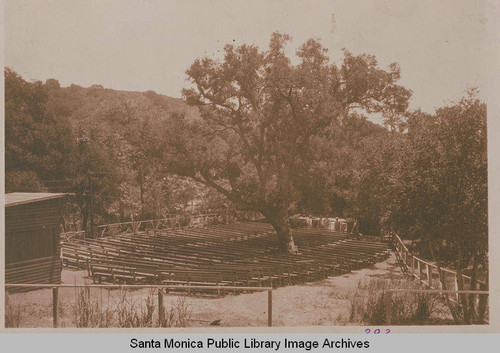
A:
[159,297,192,327]
[348,279,452,325]
[72,286,191,328]
[5,294,21,328]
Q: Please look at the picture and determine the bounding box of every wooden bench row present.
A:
[61,222,389,294]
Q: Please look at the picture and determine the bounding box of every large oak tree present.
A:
[163,33,411,253]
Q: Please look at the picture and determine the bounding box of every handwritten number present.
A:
[365,328,391,334]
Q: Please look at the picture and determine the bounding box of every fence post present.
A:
[268,290,273,327]
[478,282,487,324]
[52,287,59,328]
[158,288,164,326]
[427,265,432,287]
[440,271,446,293]
[384,292,392,325]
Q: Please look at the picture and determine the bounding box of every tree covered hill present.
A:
[43,78,201,127]
[4,67,397,229]
[5,68,208,226]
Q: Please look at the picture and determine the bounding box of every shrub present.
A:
[348,279,450,325]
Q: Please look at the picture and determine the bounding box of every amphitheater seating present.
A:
[61,222,389,295]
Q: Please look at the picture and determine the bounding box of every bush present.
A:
[348,279,450,325]
[289,216,308,229]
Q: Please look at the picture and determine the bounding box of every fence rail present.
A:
[391,233,488,324]
[61,211,264,240]
[61,213,221,240]
[5,283,273,328]
[391,233,486,293]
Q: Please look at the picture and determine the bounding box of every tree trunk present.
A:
[427,238,460,323]
[468,254,479,323]
[139,170,145,220]
[265,211,297,254]
[81,201,89,233]
[477,280,488,324]
[456,251,471,324]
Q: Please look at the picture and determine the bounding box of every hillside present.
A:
[5,69,392,227]
[43,79,201,128]
[5,69,212,225]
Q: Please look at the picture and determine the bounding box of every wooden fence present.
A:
[5,283,273,328]
[61,211,263,240]
[391,233,487,306]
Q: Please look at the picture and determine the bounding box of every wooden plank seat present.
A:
[90,265,149,284]
[61,221,389,293]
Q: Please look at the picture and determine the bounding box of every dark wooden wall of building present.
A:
[5,199,63,289]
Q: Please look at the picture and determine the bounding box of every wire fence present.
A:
[61,211,264,240]
[5,283,273,328]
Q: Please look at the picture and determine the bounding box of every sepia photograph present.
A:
[1,0,495,332]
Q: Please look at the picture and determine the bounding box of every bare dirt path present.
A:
[6,254,405,328]
[183,253,404,327]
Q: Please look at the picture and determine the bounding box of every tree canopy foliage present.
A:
[391,92,487,268]
[162,33,411,252]
[4,68,212,231]
[5,68,78,191]
[387,92,487,323]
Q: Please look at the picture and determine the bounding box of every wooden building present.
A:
[5,193,67,291]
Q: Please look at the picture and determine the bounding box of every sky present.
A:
[3,0,496,114]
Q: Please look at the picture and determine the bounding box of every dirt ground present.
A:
[6,254,406,328]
